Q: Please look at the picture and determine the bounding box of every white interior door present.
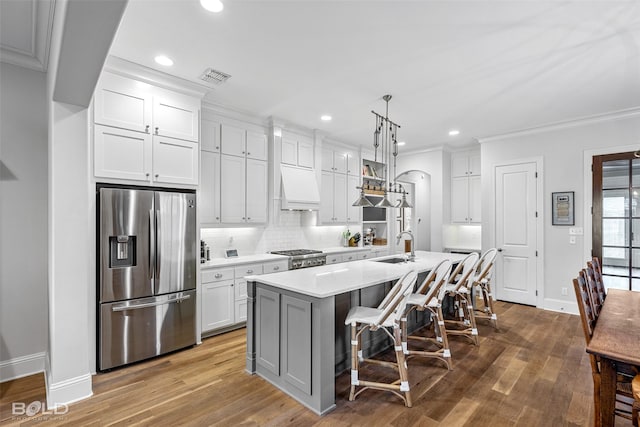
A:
[495,162,538,305]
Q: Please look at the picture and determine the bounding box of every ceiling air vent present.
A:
[200,68,231,85]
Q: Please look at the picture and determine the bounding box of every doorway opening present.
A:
[592,151,640,291]
[394,170,431,251]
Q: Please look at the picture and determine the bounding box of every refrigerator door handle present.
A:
[155,208,161,280]
[111,294,192,312]
[149,209,155,281]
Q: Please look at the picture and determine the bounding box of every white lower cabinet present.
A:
[202,279,235,331]
[325,254,343,265]
[202,260,288,335]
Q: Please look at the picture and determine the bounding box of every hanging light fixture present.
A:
[351,94,413,209]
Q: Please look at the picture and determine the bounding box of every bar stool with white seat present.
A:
[470,248,498,329]
[401,259,454,370]
[443,252,480,345]
[345,270,418,407]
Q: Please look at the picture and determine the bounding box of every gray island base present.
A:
[244,251,466,415]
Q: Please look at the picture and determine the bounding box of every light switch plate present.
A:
[569,227,583,235]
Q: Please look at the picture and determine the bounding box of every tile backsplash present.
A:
[201,210,362,258]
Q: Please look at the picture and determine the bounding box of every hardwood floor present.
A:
[0,301,632,426]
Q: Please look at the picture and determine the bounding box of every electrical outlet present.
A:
[569,236,576,244]
[561,287,568,296]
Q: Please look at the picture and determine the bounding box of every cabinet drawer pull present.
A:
[273,266,280,270]
[247,269,253,274]
[214,273,223,279]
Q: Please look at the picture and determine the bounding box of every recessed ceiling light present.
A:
[321,115,332,121]
[200,0,224,13]
[154,55,173,66]
[448,129,460,136]
[397,141,406,146]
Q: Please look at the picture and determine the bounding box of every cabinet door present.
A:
[451,156,469,177]
[347,175,361,223]
[246,159,268,223]
[451,176,470,223]
[333,152,348,174]
[220,154,246,223]
[333,173,347,223]
[469,153,481,176]
[320,171,334,223]
[153,95,200,142]
[200,151,221,224]
[234,278,248,323]
[94,73,152,133]
[281,137,298,166]
[202,280,235,332]
[297,138,314,168]
[221,124,246,157]
[201,119,220,153]
[469,175,482,223]
[321,148,334,172]
[94,125,152,182]
[246,130,267,161]
[152,136,199,185]
[346,153,359,176]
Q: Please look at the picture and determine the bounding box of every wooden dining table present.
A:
[586,288,640,427]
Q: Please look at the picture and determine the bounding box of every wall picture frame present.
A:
[552,191,574,225]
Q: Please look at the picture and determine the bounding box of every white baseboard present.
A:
[544,298,578,315]
[0,352,45,382]
[45,371,93,409]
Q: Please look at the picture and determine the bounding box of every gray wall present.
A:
[0,62,48,380]
[480,113,640,312]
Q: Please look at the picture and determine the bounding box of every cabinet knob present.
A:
[247,152,251,156]
[146,173,150,177]
[242,217,246,220]
[214,273,222,278]
[155,174,159,178]
[216,216,220,220]
[216,146,219,150]
[155,127,159,135]
[231,283,234,287]
[145,125,150,133]
[242,151,245,154]
[247,217,251,220]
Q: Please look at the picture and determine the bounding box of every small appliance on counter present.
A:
[200,240,210,263]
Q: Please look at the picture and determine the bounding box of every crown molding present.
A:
[202,101,269,128]
[0,0,54,72]
[477,107,640,144]
[103,56,209,99]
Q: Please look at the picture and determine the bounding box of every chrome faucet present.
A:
[396,230,415,262]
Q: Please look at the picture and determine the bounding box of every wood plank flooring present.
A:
[0,301,633,426]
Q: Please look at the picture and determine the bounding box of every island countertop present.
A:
[245,251,467,298]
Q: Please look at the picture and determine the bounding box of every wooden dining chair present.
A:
[444,252,480,345]
[345,270,418,407]
[582,267,603,319]
[573,272,636,426]
[633,374,640,427]
[470,248,498,329]
[401,259,453,370]
[588,257,607,303]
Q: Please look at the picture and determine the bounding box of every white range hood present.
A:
[280,164,320,210]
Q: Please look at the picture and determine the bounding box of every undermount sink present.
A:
[374,257,410,264]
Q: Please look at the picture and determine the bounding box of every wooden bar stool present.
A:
[401,259,453,370]
[443,252,480,345]
[471,248,498,329]
[345,270,418,407]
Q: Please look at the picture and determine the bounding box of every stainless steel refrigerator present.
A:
[98,187,197,371]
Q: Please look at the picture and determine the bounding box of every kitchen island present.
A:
[244,251,467,415]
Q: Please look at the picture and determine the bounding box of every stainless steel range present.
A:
[270,249,326,270]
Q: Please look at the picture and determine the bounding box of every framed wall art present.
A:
[552,191,574,225]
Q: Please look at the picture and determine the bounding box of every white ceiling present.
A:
[102,1,640,149]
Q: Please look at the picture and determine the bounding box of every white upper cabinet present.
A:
[152,136,199,185]
[219,150,268,225]
[322,147,358,175]
[153,95,200,142]
[200,150,221,225]
[320,170,348,224]
[221,123,267,161]
[347,175,361,223]
[201,119,220,153]
[451,150,481,223]
[281,132,314,168]
[93,72,201,186]
[94,125,152,182]
[94,73,152,133]
[245,158,268,223]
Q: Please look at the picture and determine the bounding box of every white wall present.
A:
[480,113,640,312]
[396,147,448,251]
[0,62,49,381]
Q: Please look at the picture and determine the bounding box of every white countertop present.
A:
[245,251,467,298]
[201,253,289,269]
